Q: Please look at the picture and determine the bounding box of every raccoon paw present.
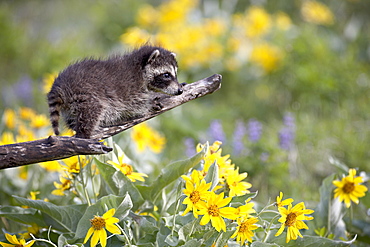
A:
[152,97,163,111]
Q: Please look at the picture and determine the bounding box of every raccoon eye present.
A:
[163,73,171,79]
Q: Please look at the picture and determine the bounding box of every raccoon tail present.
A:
[47,91,63,136]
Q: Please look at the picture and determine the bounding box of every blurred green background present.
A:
[0,0,369,204]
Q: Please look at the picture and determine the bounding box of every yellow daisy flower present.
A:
[52,176,72,196]
[0,233,35,247]
[131,123,166,153]
[61,155,88,174]
[231,216,259,245]
[226,168,252,197]
[107,155,148,182]
[275,202,314,243]
[181,170,212,217]
[275,191,294,208]
[83,208,121,247]
[235,199,256,218]
[197,192,238,232]
[333,168,368,208]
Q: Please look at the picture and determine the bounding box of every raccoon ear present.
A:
[147,49,160,64]
[171,52,176,58]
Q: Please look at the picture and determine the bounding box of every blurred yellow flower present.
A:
[301,1,334,25]
[275,202,314,243]
[0,131,15,145]
[30,114,49,129]
[333,168,367,208]
[131,123,166,153]
[231,216,259,245]
[39,160,62,172]
[136,4,159,28]
[43,72,58,94]
[19,107,36,121]
[107,154,148,182]
[3,109,16,130]
[276,191,294,208]
[197,192,238,232]
[250,42,283,72]
[83,208,121,247]
[181,170,212,217]
[52,176,72,196]
[275,12,292,30]
[120,27,153,47]
[0,233,35,247]
[243,6,271,38]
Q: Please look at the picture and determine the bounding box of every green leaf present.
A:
[13,196,87,232]
[181,239,203,247]
[75,194,132,240]
[230,191,258,205]
[0,206,45,227]
[204,161,219,191]
[147,143,207,201]
[95,158,144,210]
[251,241,280,247]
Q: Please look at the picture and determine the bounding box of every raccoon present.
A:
[47,45,183,139]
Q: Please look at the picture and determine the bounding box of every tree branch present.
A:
[0,74,222,169]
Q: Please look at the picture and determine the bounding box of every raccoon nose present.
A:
[177,87,183,95]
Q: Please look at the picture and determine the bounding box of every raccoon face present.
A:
[143,48,183,96]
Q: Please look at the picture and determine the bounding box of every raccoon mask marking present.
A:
[47,45,183,139]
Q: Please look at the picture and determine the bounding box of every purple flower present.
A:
[184,137,196,157]
[248,119,263,142]
[232,120,246,156]
[279,113,295,150]
[208,119,226,143]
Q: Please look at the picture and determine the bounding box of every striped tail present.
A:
[47,91,63,136]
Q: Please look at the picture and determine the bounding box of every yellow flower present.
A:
[226,168,252,197]
[43,72,58,94]
[52,176,72,196]
[0,233,35,247]
[301,1,334,26]
[275,202,314,243]
[275,12,292,31]
[235,199,256,218]
[0,131,15,145]
[107,154,148,182]
[231,216,259,245]
[61,155,88,174]
[83,208,121,247]
[131,123,166,153]
[333,168,368,208]
[276,191,294,208]
[181,170,212,217]
[197,192,238,232]
[250,42,283,72]
[120,27,153,47]
[243,6,271,38]
[19,107,36,121]
[3,109,17,130]
[39,160,62,172]
[30,114,49,129]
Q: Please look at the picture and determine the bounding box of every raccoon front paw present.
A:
[152,97,163,111]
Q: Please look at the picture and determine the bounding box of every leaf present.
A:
[13,196,87,232]
[230,191,258,205]
[204,161,219,191]
[181,239,203,247]
[95,158,144,210]
[75,194,132,240]
[146,143,207,201]
[0,206,45,227]
[251,241,280,247]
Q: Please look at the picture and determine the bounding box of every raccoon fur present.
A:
[47,45,183,139]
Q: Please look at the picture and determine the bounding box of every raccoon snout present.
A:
[177,87,183,95]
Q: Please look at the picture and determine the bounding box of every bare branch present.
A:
[0,74,222,169]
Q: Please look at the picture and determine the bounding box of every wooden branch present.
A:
[0,74,222,169]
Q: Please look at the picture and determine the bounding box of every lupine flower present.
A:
[208,120,226,143]
[247,119,262,142]
[197,192,238,232]
[275,202,314,243]
[231,216,259,245]
[333,168,368,208]
[83,208,121,247]
[279,113,295,150]
[232,120,246,156]
[184,137,196,157]
[0,233,35,247]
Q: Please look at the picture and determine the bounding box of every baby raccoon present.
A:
[47,45,183,139]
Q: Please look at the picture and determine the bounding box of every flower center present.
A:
[285,212,297,227]
[121,164,133,175]
[239,222,249,233]
[15,245,23,247]
[343,182,355,194]
[90,216,106,230]
[190,191,200,203]
[208,205,220,217]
